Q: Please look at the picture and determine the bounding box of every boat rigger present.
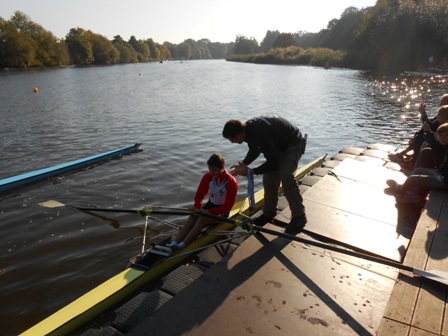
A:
[0,143,141,192]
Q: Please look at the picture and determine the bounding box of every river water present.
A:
[1,60,447,335]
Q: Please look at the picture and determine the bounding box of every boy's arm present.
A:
[193,173,211,209]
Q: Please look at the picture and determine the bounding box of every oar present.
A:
[195,212,448,287]
[39,200,191,213]
[43,204,448,285]
[76,206,194,217]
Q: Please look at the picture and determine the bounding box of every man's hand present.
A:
[230,162,248,176]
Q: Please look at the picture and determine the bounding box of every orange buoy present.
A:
[33,87,38,93]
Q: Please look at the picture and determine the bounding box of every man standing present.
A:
[222,115,307,235]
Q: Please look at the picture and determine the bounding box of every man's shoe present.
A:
[252,214,273,226]
[284,214,307,235]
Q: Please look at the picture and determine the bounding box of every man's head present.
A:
[222,120,246,144]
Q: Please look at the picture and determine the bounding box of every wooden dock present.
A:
[377,189,448,335]
[78,144,448,336]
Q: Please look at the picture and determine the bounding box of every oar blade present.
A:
[413,268,448,286]
[38,200,66,208]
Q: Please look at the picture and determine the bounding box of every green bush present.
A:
[227,46,346,68]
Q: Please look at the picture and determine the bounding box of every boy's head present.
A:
[437,105,448,124]
[436,123,448,146]
[439,93,448,106]
[207,153,225,177]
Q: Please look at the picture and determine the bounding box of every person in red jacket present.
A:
[156,153,238,253]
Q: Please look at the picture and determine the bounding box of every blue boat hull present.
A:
[0,143,141,192]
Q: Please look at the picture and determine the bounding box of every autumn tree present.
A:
[145,38,160,60]
[89,32,119,64]
[65,28,94,65]
[128,36,150,62]
[234,35,259,54]
[0,18,35,67]
[157,43,171,60]
[113,35,138,63]
[1,11,69,67]
[197,39,212,59]
[208,41,232,59]
[295,31,320,49]
[260,30,280,52]
[177,42,192,60]
[356,0,448,73]
[319,7,365,51]
[183,39,202,59]
[163,42,178,59]
[273,33,297,49]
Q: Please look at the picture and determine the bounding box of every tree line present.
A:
[0,11,234,67]
[1,0,448,75]
[231,0,448,74]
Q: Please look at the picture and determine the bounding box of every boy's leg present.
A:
[181,217,216,245]
[402,173,443,192]
[174,215,197,243]
[415,147,434,169]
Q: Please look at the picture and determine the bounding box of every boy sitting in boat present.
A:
[385,123,448,204]
[155,153,238,253]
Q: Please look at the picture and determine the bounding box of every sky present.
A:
[1,0,377,44]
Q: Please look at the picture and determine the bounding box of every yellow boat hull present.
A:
[20,155,326,336]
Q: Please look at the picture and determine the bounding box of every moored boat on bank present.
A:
[0,143,142,192]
